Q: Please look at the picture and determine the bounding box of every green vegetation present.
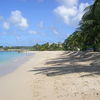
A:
[0,46,32,51]
[63,0,100,51]
[30,43,63,51]
[0,43,64,51]
[0,46,3,48]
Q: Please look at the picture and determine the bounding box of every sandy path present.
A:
[0,51,100,100]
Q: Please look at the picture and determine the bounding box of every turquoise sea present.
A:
[0,51,32,76]
[0,51,25,63]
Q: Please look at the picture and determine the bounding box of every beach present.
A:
[0,51,100,100]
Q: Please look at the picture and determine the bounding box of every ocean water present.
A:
[0,51,25,63]
[0,51,32,76]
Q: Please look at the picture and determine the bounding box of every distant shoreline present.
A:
[0,49,29,52]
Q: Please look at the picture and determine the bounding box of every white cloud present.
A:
[54,0,89,25]
[54,6,77,24]
[28,30,39,34]
[72,3,89,24]
[3,22,10,30]
[1,10,29,30]
[9,10,29,29]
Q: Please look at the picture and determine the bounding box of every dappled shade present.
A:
[29,51,100,77]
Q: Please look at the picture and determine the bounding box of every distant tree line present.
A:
[0,43,64,51]
[0,46,3,48]
[0,46,32,51]
[30,43,64,51]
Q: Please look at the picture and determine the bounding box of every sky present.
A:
[0,0,92,46]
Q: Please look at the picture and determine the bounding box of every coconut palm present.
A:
[81,0,100,51]
[64,0,100,51]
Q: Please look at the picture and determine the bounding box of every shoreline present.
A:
[0,51,35,77]
[0,51,100,100]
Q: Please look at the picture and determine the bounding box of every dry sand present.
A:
[0,51,100,100]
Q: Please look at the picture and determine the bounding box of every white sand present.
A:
[0,51,100,100]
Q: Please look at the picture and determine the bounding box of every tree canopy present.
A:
[63,0,100,51]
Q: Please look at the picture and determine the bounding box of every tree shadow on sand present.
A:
[29,51,100,77]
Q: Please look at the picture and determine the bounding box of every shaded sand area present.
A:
[0,51,100,100]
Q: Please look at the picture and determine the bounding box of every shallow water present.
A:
[0,51,25,63]
[0,51,34,77]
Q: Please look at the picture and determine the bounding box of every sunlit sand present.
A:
[0,51,100,100]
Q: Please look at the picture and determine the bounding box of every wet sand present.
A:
[0,52,34,77]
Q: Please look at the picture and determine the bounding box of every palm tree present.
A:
[64,0,100,51]
[82,0,100,21]
[81,0,100,51]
